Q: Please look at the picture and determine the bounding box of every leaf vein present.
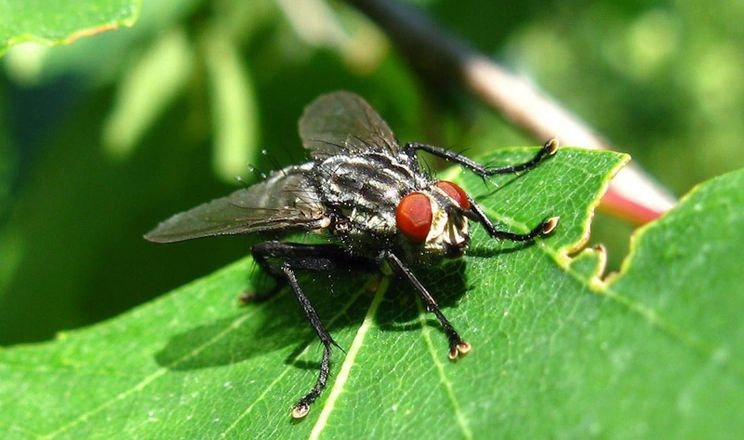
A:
[42,307,260,438]
[308,277,389,440]
[417,298,474,440]
[220,281,372,436]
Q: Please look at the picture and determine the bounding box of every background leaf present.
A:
[0,0,140,55]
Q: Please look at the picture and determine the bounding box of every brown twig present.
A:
[345,0,676,224]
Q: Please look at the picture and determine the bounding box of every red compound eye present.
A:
[396,192,433,242]
[435,181,470,210]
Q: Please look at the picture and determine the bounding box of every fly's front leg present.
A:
[406,137,560,242]
[382,251,471,360]
[465,201,559,242]
[405,138,558,176]
[250,241,352,419]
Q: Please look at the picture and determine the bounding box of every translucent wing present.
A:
[144,164,327,243]
[298,91,400,159]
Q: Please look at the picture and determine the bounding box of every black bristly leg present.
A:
[466,201,559,242]
[250,241,368,419]
[241,242,351,303]
[405,138,559,176]
[406,137,560,242]
[252,241,358,276]
[247,241,375,301]
[281,264,334,419]
[382,251,471,360]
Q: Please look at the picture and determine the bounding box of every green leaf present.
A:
[0,0,140,56]
[4,147,740,438]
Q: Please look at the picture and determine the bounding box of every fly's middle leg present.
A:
[241,241,352,303]
[382,250,471,360]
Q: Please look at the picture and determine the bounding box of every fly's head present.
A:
[395,180,472,258]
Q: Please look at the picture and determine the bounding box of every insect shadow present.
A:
[466,238,539,258]
[154,259,472,372]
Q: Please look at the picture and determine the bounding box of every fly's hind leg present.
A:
[240,241,350,303]
[249,241,362,419]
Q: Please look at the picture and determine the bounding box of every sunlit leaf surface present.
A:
[3,150,742,438]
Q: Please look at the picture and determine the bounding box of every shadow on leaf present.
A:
[376,259,469,338]
[155,255,479,372]
[155,268,374,371]
[154,298,305,370]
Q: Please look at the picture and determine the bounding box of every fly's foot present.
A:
[448,341,472,360]
[291,400,311,419]
[238,291,258,305]
[238,291,276,305]
[543,138,560,155]
[540,216,560,236]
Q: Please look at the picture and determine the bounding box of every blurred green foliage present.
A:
[1,0,742,344]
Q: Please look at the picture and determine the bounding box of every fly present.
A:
[145,91,559,418]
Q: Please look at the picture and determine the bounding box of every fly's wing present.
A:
[144,164,327,243]
[298,91,400,159]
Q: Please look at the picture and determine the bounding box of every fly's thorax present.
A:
[316,151,429,238]
[313,151,471,258]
